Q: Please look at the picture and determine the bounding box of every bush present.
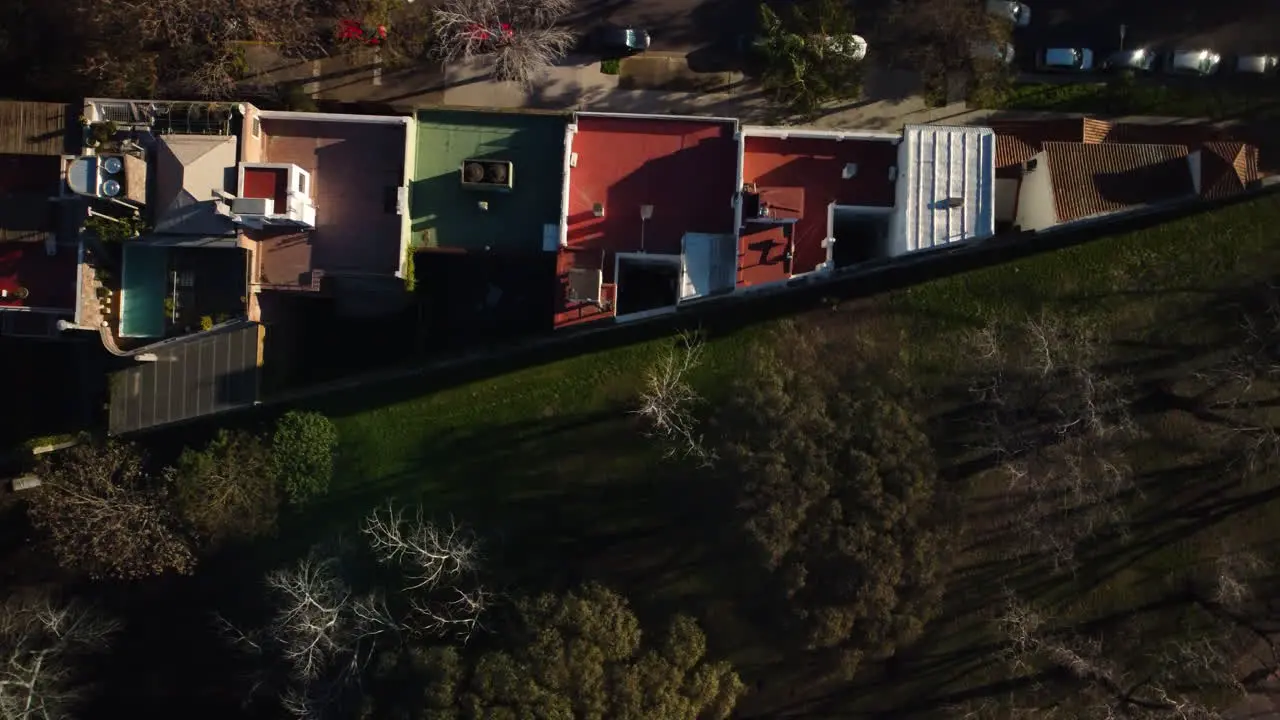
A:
[270,411,338,505]
[281,84,317,112]
[404,249,417,293]
[600,58,621,75]
[171,430,279,549]
[200,315,214,331]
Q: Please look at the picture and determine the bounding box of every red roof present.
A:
[0,241,77,310]
[990,118,1113,170]
[1043,142,1195,222]
[1199,141,1260,199]
[740,134,898,277]
[558,115,737,328]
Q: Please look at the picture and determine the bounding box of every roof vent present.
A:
[842,163,858,179]
[461,159,514,191]
[101,156,124,175]
[101,179,122,197]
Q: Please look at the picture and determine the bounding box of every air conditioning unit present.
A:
[232,197,274,215]
[460,159,514,191]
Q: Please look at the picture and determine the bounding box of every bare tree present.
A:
[0,594,120,720]
[635,331,718,467]
[431,0,575,85]
[27,443,195,580]
[996,591,1246,720]
[362,502,488,642]
[967,315,1139,573]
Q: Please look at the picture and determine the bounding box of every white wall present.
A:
[994,178,1020,223]
[1014,152,1058,231]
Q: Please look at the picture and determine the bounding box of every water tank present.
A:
[101,156,123,174]
[65,157,97,196]
[101,179,122,197]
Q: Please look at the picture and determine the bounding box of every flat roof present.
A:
[566,114,737,257]
[108,321,264,434]
[412,110,568,253]
[741,134,898,276]
[258,118,406,280]
[889,125,996,256]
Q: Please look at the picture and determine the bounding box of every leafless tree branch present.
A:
[362,503,480,592]
[0,594,119,720]
[431,0,575,85]
[636,330,718,467]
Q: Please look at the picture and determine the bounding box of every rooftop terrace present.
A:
[249,115,409,287]
[412,110,567,253]
[739,131,899,284]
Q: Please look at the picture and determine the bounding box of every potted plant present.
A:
[87,120,119,148]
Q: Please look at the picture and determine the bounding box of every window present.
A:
[295,171,308,194]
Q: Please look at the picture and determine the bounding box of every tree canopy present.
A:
[27,443,195,580]
[718,330,951,674]
[170,429,279,550]
[366,583,744,720]
[270,411,339,505]
[754,0,865,116]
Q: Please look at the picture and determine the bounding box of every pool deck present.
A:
[411,109,568,253]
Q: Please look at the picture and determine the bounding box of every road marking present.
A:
[304,60,320,96]
[373,48,383,86]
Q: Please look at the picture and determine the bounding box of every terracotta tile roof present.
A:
[1043,141,1195,222]
[990,118,1114,169]
[1199,141,1260,199]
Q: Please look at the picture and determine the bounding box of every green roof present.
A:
[412,110,569,253]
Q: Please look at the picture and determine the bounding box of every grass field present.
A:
[280,192,1280,717]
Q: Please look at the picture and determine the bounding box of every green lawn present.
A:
[294,192,1280,716]
[975,74,1280,120]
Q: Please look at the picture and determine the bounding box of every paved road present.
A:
[1016,0,1280,58]
[563,0,752,53]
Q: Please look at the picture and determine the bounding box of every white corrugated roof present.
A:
[888,125,996,256]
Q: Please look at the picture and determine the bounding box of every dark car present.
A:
[590,24,652,55]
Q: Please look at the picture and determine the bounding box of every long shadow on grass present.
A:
[157,184,1280,442]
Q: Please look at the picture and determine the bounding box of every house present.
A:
[0,101,85,338]
[734,123,996,288]
[557,112,741,328]
[408,109,568,340]
[988,117,1261,231]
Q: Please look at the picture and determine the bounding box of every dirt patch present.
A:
[617,55,743,92]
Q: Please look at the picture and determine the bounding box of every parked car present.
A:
[986,0,1031,28]
[1035,47,1095,72]
[972,41,1017,66]
[1236,53,1279,74]
[818,33,868,61]
[1163,49,1221,75]
[1103,48,1156,71]
[590,24,651,55]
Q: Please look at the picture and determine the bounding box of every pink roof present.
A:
[741,135,898,276]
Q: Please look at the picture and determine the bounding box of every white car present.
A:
[1164,49,1222,75]
[986,0,1031,28]
[1236,54,1279,74]
[972,42,1017,65]
[819,34,868,61]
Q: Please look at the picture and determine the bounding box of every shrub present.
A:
[600,58,621,75]
[170,430,279,549]
[270,411,338,505]
[200,315,214,331]
[404,249,417,293]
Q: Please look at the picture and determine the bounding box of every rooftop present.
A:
[412,110,567,253]
[152,134,239,236]
[0,240,78,311]
[1200,141,1260,200]
[108,321,264,434]
[250,116,409,287]
[557,114,738,328]
[739,131,899,282]
[889,125,996,256]
[0,101,75,156]
[0,102,76,245]
[989,118,1114,174]
[1043,142,1196,223]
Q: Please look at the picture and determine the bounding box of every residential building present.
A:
[0,101,85,338]
[558,112,740,328]
[988,118,1261,231]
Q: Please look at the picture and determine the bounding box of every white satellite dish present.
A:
[101,156,123,174]
[101,179,122,197]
